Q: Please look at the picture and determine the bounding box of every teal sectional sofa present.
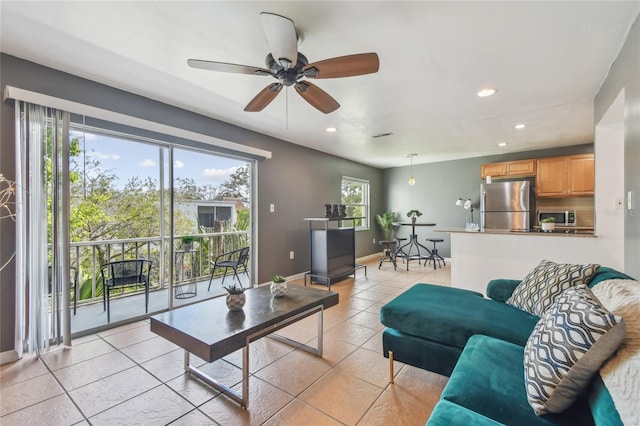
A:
[380,266,635,426]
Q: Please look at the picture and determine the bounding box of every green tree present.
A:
[217,165,249,203]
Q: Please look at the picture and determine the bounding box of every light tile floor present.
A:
[1,259,452,425]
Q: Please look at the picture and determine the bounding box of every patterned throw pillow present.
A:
[524,285,626,415]
[507,260,600,316]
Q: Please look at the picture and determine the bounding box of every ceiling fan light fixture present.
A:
[279,58,292,69]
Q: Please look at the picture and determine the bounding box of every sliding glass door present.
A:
[64,125,253,334]
[171,148,251,307]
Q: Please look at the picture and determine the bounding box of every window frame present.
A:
[341,176,370,231]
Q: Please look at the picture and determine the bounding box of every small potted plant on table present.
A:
[406,209,423,224]
[224,283,246,311]
[541,217,556,232]
[270,274,287,297]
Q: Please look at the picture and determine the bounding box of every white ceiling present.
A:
[1,1,639,168]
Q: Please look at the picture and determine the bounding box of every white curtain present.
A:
[15,103,71,358]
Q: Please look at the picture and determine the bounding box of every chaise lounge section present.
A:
[380,264,637,425]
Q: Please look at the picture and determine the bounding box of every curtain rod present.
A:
[3,85,272,160]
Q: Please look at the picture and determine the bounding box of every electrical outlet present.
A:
[289,251,294,260]
[270,204,275,212]
[615,197,624,210]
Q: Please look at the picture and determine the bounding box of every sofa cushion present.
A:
[380,283,539,349]
[486,279,521,302]
[524,285,625,415]
[507,260,600,316]
[382,328,462,377]
[427,400,503,426]
[442,335,594,426]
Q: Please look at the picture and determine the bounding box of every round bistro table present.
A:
[393,222,436,270]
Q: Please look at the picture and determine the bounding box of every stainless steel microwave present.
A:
[538,210,576,226]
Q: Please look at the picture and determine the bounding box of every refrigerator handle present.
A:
[481,191,486,230]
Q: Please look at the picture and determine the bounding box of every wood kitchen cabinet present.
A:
[536,154,594,197]
[480,159,536,179]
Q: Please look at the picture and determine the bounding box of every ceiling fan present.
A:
[187,12,379,114]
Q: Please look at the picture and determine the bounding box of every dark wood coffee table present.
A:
[150,284,338,408]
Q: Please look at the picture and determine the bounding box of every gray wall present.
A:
[594,14,640,279]
[381,144,594,258]
[0,54,382,352]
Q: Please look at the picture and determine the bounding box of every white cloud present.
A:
[174,160,184,169]
[87,151,120,160]
[140,158,156,167]
[201,166,238,183]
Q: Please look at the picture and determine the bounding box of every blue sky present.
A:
[72,130,247,189]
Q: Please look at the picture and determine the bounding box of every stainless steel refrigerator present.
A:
[480,181,531,231]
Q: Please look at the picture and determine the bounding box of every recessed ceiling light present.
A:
[477,88,497,97]
[515,123,526,129]
[326,127,337,132]
[498,142,507,147]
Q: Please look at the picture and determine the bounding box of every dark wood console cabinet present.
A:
[304,218,366,289]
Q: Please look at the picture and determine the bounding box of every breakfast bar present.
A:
[436,227,625,297]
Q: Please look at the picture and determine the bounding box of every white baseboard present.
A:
[0,349,20,365]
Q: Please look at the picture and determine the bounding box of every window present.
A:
[341,177,370,230]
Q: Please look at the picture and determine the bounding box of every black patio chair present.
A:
[101,259,152,323]
[208,246,249,290]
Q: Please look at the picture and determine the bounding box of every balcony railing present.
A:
[65,231,249,307]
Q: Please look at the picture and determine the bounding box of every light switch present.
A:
[270,204,275,212]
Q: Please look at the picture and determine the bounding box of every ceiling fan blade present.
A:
[303,53,379,79]
[295,81,340,114]
[244,83,283,112]
[187,59,272,76]
[261,12,298,68]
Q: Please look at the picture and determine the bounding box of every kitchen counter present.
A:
[435,228,615,296]
[436,227,596,237]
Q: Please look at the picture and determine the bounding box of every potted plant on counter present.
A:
[406,209,423,224]
[270,274,287,297]
[223,283,246,311]
[541,217,556,232]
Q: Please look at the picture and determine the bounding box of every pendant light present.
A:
[407,154,417,186]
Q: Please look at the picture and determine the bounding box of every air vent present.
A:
[372,132,393,139]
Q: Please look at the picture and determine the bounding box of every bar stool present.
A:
[424,238,445,269]
[378,240,398,270]
[393,237,408,263]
